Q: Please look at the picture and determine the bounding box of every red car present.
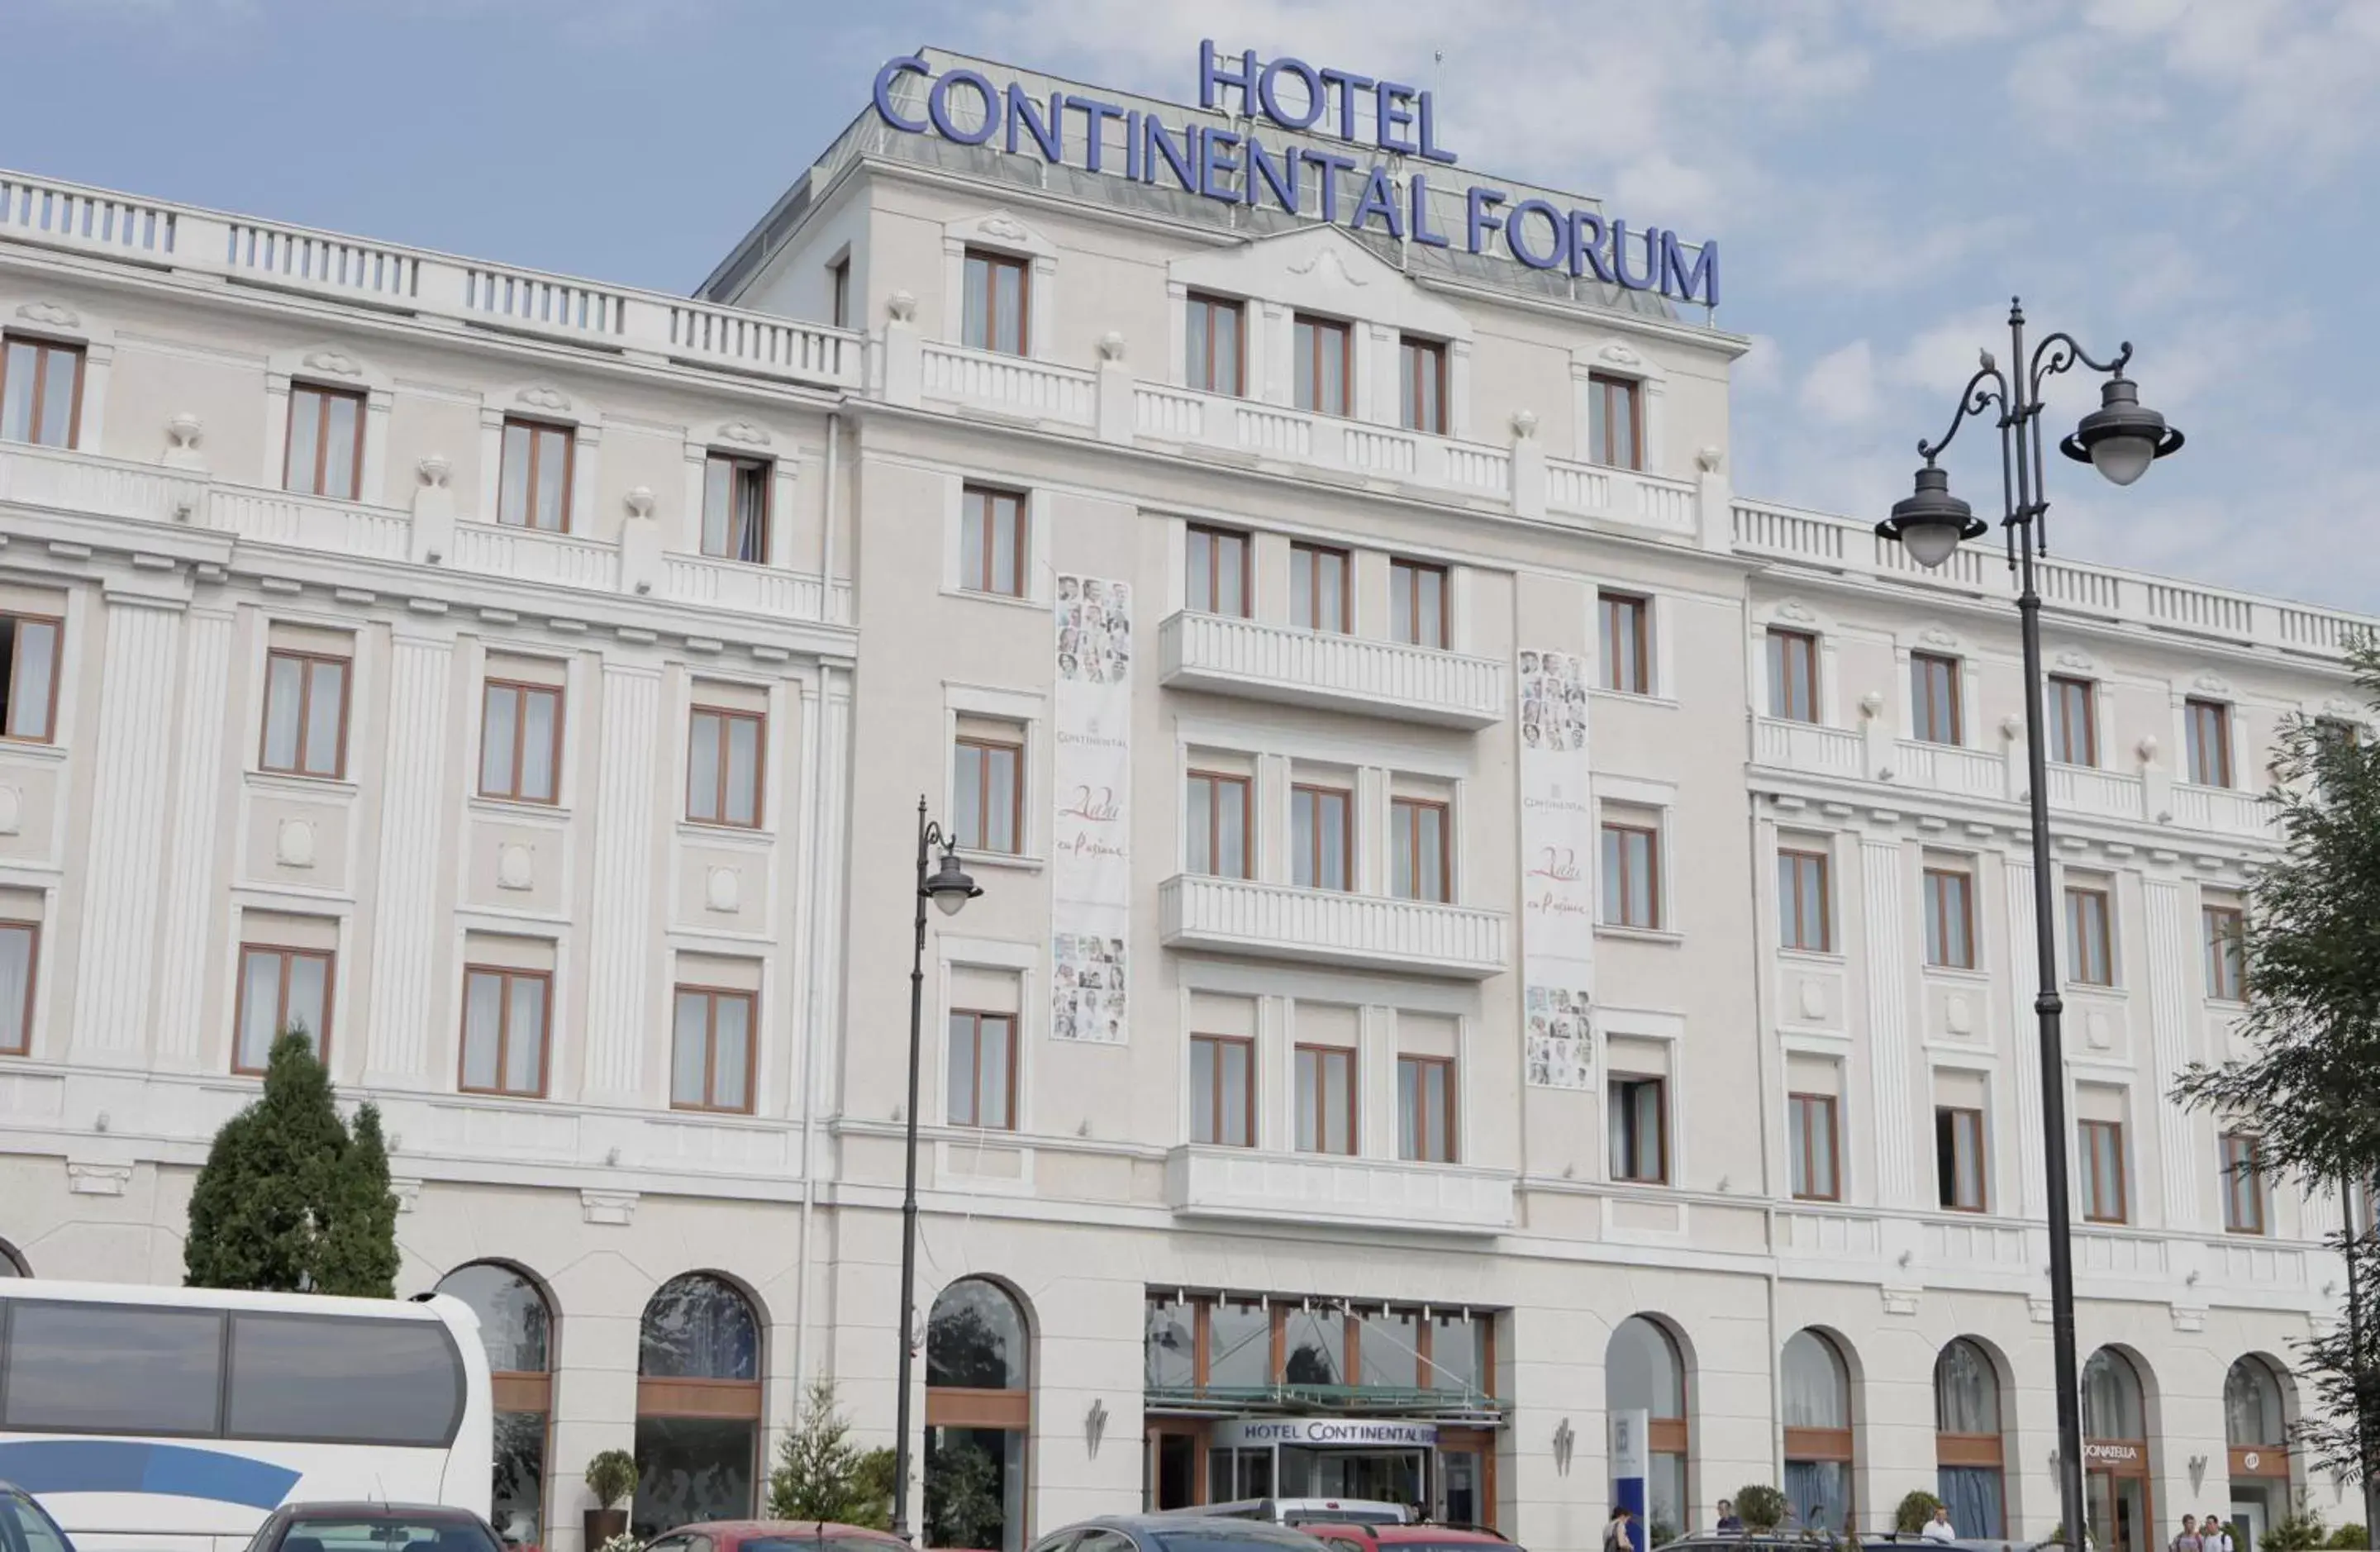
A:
[1299,1524,1517,1552]
[643,1522,912,1552]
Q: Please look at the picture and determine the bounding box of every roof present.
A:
[278,1505,484,1519]
[1302,1528,1507,1543]
[1090,1515,1334,1545]
[650,1524,906,1544]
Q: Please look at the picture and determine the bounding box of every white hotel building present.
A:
[0,45,2357,1552]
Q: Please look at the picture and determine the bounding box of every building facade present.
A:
[0,45,2355,1552]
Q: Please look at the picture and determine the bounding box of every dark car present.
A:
[1031,1514,1343,1552]
[1,1482,76,1552]
[242,1504,505,1552]
[645,1521,911,1552]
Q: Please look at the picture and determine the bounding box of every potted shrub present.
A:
[1734,1486,1788,1535]
[583,1450,637,1549]
[1895,1492,1945,1535]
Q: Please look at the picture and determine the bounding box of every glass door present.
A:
[2088,1470,2150,1552]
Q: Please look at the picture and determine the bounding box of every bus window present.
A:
[2,1302,224,1435]
[226,1314,464,1446]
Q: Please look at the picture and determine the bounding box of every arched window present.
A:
[1782,1330,1853,1535]
[1607,1316,1690,1545]
[0,1240,25,1276]
[2225,1355,2292,1526]
[926,1278,1029,1552]
[633,1273,761,1536]
[1933,1339,2004,1537]
[2082,1347,2153,1552]
[437,1264,552,1546]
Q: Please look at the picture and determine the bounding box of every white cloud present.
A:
[1800,340,1879,428]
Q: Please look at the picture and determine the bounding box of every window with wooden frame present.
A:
[828,256,851,330]
[1935,1107,1987,1212]
[1185,769,1251,878]
[960,484,1028,597]
[0,612,62,744]
[1911,651,1963,745]
[2187,697,2234,787]
[1398,1054,1456,1163]
[2079,1118,2126,1223]
[1391,797,1450,903]
[947,1009,1017,1131]
[669,985,754,1113]
[1190,1032,1254,1147]
[260,649,350,779]
[234,943,333,1073]
[1400,336,1447,434]
[459,966,550,1098]
[1923,867,1976,970]
[1390,558,1449,648]
[1600,820,1661,928]
[2221,1131,2265,1235]
[1291,542,1350,634]
[1788,1093,1840,1201]
[701,453,770,564]
[1598,591,1651,694]
[478,679,563,804]
[953,725,1024,855]
[497,417,573,531]
[2048,675,2097,767]
[1292,313,1353,417]
[2204,901,2246,1001]
[0,921,36,1057]
[1186,292,1245,396]
[1186,525,1251,617]
[1768,627,1818,722]
[1294,1044,1357,1154]
[2066,884,2115,986]
[687,704,764,828]
[1587,372,1641,470]
[0,335,83,448]
[284,383,366,502]
[1778,848,1831,953]
[1608,1074,1668,1183]
[1292,784,1353,892]
[963,248,1030,355]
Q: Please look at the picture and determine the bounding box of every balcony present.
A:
[1165,1145,1516,1235]
[2170,781,2278,839]
[1158,611,1506,729]
[2044,763,2148,822]
[1754,716,1864,778]
[1887,739,2006,800]
[1159,874,1510,978]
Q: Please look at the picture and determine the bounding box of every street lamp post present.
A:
[1875,298,2182,1550]
[891,796,983,1544]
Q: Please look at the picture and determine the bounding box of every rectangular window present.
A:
[2222,1132,2265,1235]
[1601,821,1660,928]
[670,985,754,1113]
[960,485,1028,597]
[1190,1032,1254,1147]
[1778,849,1831,952]
[1911,652,1963,745]
[954,731,1023,855]
[962,249,1029,355]
[478,681,562,803]
[1398,1055,1456,1163]
[688,705,764,828]
[1598,592,1650,694]
[459,967,550,1097]
[497,417,572,531]
[1390,559,1448,648]
[0,612,62,743]
[2079,1118,2127,1223]
[284,383,365,502]
[1400,336,1446,434]
[1292,785,1353,892]
[1587,372,1641,470]
[1768,628,1818,722]
[1923,869,1976,970]
[1608,1075,1667,1183]
[829,257,850,330]
[947,1010,1016,1131]
[2048,675,2097,767]
[1935,1107,1987,1212]
[0,921,36,1056]
[0,336,84,448]
[2204,902,2245,1001]
[701,454,770,564]
[1294,1044,1357,1154]
[2067,885,2114,986]
[1293,313,1353,417]
[235,944,334,1073]
[1185,770,1251,879]
[1788,1093,1839,1201]
[1391,797,1450,903]
[1186,293,1244,396]
[1291,542,1350,634]
[1186,525,1251,617]
[2187,697,2234,787]
[260,650,350,779]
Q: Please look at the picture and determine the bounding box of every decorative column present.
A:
[2005,859,2049,1216]
[151,607,236,1072]
[364,628,458,1088]
[1859,836,1917,1204]
[580,664,664,1101]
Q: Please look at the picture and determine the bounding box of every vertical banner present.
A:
[1519,649,1595,1089]
[1611,1408,1649,1552]
[1051,574,1131,1045]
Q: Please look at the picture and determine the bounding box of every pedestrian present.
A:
[1716,1500,1745,1535]
[2173,1513,2204,1552]
[2204,1516,2235,1552]
[1605,1507,1636,1552]
[1921,1506,1958,1544]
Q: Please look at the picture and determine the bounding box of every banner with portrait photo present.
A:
[1518,648,1596,1090]
[1051,574,1131,1045]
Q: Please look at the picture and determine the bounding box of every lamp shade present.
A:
[1875,464,1986,569]
[2060,375,2182,487]
[925,845,983,916]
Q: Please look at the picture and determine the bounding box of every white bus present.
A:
[0,1278,493,1552]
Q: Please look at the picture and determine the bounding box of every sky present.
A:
[7,0,2376,609]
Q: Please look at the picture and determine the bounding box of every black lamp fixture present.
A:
[1877,463,1987,570]
[923,840,982,916]
[2059,374,2184,488]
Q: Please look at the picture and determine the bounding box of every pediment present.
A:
[1169,226,1473,342]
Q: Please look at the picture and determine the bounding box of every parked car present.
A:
[643,1523,911,1552]
[1034,1514,1351,1552]
[241,1503,505,1552]
[1190,1501,1415,1529]
[1299,1521,1515,1552]
[2,1481,78,1552]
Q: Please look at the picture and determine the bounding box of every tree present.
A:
[924,1435,1004,1550]
[184,1031,397,1296]
[1734,1486,1787,1534]
[767,1377,896,1528]
[1894,1492,1944,1534]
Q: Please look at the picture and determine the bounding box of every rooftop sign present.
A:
[870,43,1719,309]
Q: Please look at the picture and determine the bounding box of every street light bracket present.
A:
[1916,363,2011,465]
[2028,330,2133,400]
